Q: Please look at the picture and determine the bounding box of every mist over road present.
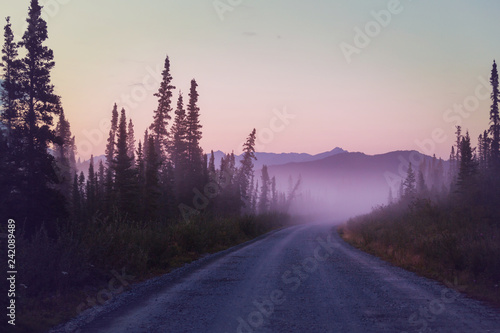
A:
[54,223,500,333]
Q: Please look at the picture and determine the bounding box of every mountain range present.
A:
[267,150,448,220]
[209,147,347,170]
[76,147,348,175]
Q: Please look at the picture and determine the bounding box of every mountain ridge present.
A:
[76,147,348,175]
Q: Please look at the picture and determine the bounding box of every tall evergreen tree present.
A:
[96,159,105,212]
[112,108,137,216]
[104,103,119,210]
[136,140,145,183]
[457,131,477,192]
[482,130,490,170]
[127,118,135,160]
[208,150,216,182]
[238,129,257,210]
[448,146,457,184]
[455,125,462,161]
[150,55,175,160]
[144,135,161,220]
[403,163,416,200]
[186,79,203,184]
[0,17,23,221]
[1,17,22,146]
[54,107,76,201]
[135,140,145,215]
[16,0,66,232]
[217,152,240,216]
[490,60,500,167]
[478,133,485,169]
[171,92,189,204]
[86,155,96,216]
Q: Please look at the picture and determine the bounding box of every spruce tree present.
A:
[127,118,135,160]
[97,159,105,212]
[455,126,462,161]
[238,129,257,209]
[112,108,137,216]
[0,17,23,221]
[86,155,96,216]
[144,135,161,220]
[449,146,457,185]
[171,92,189,204]
[482,130,490,169]
[208,150,216,182]
[457,131,477,192]
[136,140,145,184]
[1,17,22,146]
[104,103,119,210]
[17,0,66,232]
[490,60,500,167]
[403,163,416,200]
[150,55,175,160]
[135,140,145,215]
[54,107,76,201]
[186,79,203,183]
[478,133,485,169]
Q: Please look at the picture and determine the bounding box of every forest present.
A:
[0,1,292,331]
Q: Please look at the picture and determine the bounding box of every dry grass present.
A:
[339,199,500,307]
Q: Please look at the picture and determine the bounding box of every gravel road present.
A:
[51,223,500,333]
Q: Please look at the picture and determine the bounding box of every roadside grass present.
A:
[338,199,500,308]
[1,212,290,333]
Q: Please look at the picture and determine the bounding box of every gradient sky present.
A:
[2,0,500,160]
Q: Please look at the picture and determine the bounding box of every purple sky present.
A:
[2,0,500,159]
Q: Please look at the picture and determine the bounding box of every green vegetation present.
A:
[4,212,289,332]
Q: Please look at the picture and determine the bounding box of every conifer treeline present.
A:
[0,0,288,236]
[397,60,500,211]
